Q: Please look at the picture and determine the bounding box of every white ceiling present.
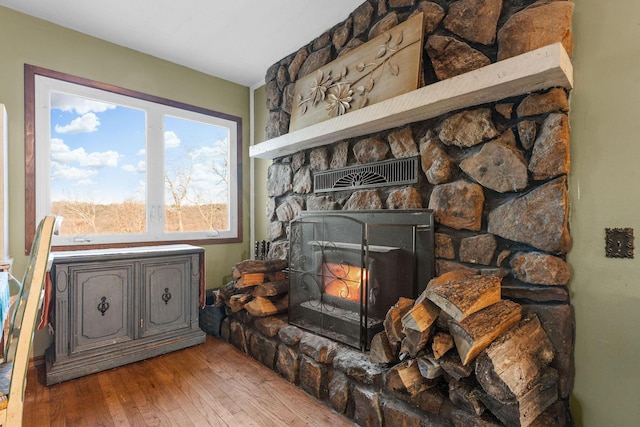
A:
[0,0,364,87]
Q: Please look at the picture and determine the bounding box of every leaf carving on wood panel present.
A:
[294,17,418,121]
[389,62,400,76]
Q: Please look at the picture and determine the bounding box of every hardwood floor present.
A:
[23,336,355,426]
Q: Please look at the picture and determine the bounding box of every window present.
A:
[25,65,242,252]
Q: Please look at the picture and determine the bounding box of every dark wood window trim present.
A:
[24,64,243,254]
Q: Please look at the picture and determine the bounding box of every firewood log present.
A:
[235,272,265,289]
[416,355,442,380]
[478,369,559,427]
[400,327,432,359]
[426,270,479,291]
[426,275,501,322]
[385,360,435,397]
[252,280,289,297]
[233,259,288,275]
[244,295,288,317]
[218,280,242,302]
[448,300,522,366]
[401,297,440,333]
[265,271,287,282]
[475,315,555,402]
[383,297,415,347]
[228,294,251,312]
[432,332,454,359]
[438,351,474,380]
[448,377,486,417]
[369,331,398,365]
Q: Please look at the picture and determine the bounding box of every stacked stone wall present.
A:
[259,0,575,424]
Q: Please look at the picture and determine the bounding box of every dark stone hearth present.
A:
[249,332,277,370]
[353,386,384,427]
[278,324,304,346]
[254,316,287,337]
[381,398,423,427]
[276,343,300,383]
[259,1,575,424]
[300,355,328,399]
[328,371,352,414]
[333,347,386,387]
[299,333,339,364]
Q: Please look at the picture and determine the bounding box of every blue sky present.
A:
[49,91,230,205]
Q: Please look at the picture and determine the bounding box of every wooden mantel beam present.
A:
[250,43,573,160]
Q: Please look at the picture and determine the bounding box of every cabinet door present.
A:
[71,264,135,354]
[140,256,191,337]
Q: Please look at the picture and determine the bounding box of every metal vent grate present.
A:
[314,157,419,193]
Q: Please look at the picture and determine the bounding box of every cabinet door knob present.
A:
[162,288,172,305]
[97,296,110,316]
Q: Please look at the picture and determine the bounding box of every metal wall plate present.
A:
[605,227,634,259]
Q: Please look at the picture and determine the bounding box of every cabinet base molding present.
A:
[45,330,205,385]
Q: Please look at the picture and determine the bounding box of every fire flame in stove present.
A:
[322,263,366,303]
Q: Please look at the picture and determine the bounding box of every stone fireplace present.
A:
[228,1,575,425]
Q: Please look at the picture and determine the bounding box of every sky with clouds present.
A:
[49,91,230,206]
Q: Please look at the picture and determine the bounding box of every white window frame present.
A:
[25,65,243,251]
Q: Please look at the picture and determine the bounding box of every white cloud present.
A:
[50,162,98,181]
[55,112,100,134]
[122,160,146,173]
[137,148,146,156]
[51,92,116,115]
[51,138,119,168]
[164,131,181,148]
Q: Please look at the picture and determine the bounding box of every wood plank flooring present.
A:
[23,336,355,426]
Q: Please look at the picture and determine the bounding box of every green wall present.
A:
[569,0,640,425]
[0,7,251,356]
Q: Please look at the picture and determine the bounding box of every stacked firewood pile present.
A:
[372,270,558,426]
[215,259,289,317]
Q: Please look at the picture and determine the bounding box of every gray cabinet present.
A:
[45,245,206,385]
